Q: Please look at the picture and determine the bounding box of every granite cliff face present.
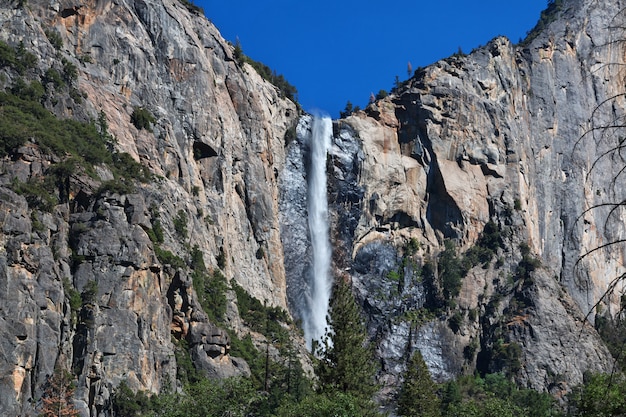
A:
[0,0,297,415]
[315,0,624,401]
[0,0,625,415]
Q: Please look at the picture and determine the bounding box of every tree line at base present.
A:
[42,278,626,416]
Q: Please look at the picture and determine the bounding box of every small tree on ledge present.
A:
[40,367,80,417]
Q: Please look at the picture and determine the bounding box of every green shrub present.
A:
[570,373,626,416]
[111,152,151,182]
[15,42,37,72]
[78,54,93,64]
[63,277,82,313]
[216,247,226,269]
[44,29,63,50]
[43,67,65,89]
[421,261,444,310]
[154,246,185,269]
[96,179,135,196]
[190,246,229,323]
[405,237,420,256]
[375,89,388,100]
[152,219,164,243]
[0,91,114,166]
[463,338,479,361]
[448,311,464,333]
[229,332,265,387]
[111,380,152,417]
[0,91,150,194]
[178,0,204,14]
[516,242,541,280]
[233,39,245,65]
[68,87,83,104]
[10,78,45,102]
[492,341,522,375]
[173,209,188,238]
[0,40,37,74]
[276,391,379,417]
[173,338,202,385]
[233,41,298,104]
[463,221,503,270]
[595,314,626,370]
[232,281,290,344]
[10,177,58,211]
[520,0,564,46]
[81,280,98,305]
[441,373,558,417]
[130,106,156,131]
[30,211,45,232]
[339,101,356,118]
[61,58,77,84]
[0,40,17,69]
[148,208,165,244]
[190,245,205,271]
[438,240,463,300]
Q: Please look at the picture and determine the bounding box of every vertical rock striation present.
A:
[0,0,297,415]
[323,0,624,400]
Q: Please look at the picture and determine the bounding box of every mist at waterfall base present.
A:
[302,115,333,350]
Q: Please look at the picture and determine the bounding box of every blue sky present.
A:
[198,1,548,118]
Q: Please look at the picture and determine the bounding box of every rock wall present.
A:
[0,0,297,415]
[319,0,624,402]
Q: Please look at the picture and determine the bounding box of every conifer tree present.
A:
[40,368,80,417]
[397,350,442,417]
[315,278,379,414]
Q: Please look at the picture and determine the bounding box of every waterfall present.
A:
[304,115,333,350]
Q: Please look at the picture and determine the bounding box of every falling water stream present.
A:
[304,115,333,349]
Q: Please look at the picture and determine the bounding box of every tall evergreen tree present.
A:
[397,350,442,417]
[315,278,379,414]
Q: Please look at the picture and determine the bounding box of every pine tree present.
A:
[40,368,80,417]
[315,278,379,414]
[397,350,442,417]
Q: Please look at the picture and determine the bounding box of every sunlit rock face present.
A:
[0,0,297,415]
[324,0,623,400]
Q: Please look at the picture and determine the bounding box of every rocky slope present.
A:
[0,0,625,415]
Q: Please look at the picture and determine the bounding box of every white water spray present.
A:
[304,115,333,350]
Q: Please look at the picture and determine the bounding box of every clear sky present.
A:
[198,1,548,118]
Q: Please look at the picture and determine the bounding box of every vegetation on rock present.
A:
[233,39,298,104]
[130,106,156,131]
[40,368,80,417]
[521,0,564,46]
